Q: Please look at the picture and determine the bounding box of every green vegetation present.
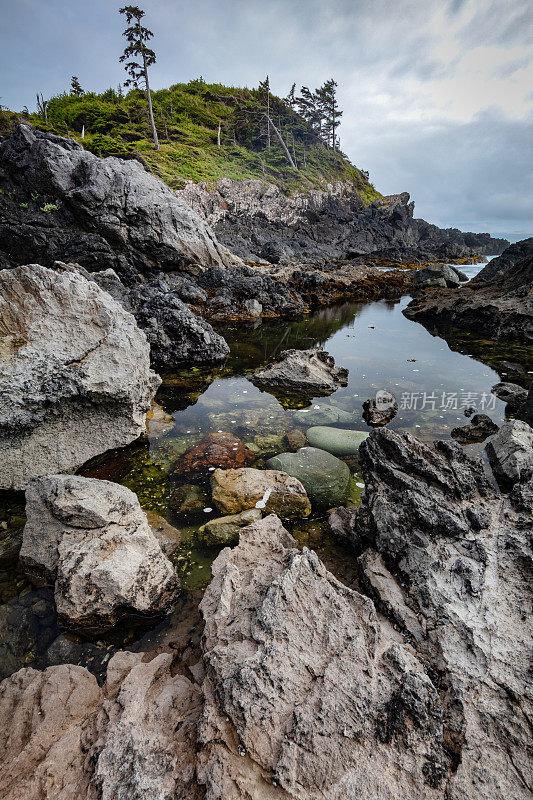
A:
[3,79,381,200]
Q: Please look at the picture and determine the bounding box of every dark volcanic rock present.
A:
[485,420,533,488]
[362,393,399,427]
[472,237,533,283]
[404,252,533,343]
[451,413,499,443]
[0,125,239,279]
[251,348,348,398]
[491,381,528,411]
[182,179,508,263]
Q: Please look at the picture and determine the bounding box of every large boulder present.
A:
[472,237,533,282]
[306,426,369,455]
[197,508,262,547]
[328,428,532,800]
[0,651,203,800]
[266,446,351,508]
[412,264,463,288]
[0,124,240,277]
[251,348,348,398]
[485,420,533,487]
[210,467,311,518]
[20,475,179,631]
[0,265,160,490]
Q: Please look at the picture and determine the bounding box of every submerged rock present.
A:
[0,265,160,491]
[20,475,179,631]
[306,426,369,456]
[172,432,255,480]
[266,447,351,509]
[293,404,356,426]
[169,483,208,516]
[451,413,499,444]
[197,508,262,547]
[210,467,311,518]
[251,348,348,398]
[491,381,528,411]
[485,420,533,487]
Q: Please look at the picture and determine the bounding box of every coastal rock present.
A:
[293,404,356,426]
[283,428,308,451]
[20,475,179,631]
[404,250,533,343]
[169,483,208,516]
[491,381,528,411]
[197,508,262,547]
[0,264,160,490]
[266,447,351,509]
[0,651,203,800]
[172,432,255,480]
[485,420,533,487]
[306,426,369,455]
[198,514,455,799]
[0,125,240,278]
[472,236,533,282]
[412,264,463,288]
[251,348,348,398]
[328,428,532,800]
[450,413,499,444]
[516,387,533,427]
[362,393,398,427]
[210,467,311,517]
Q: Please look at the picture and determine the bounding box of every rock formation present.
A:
[211,467,312,517]
[251,348,348,398]
[472,236,533,282]
[181,178,508,263]
[20,475,179,631]
[266,446,351,508]
[404,250,533,343]
[0,125,240,278]
[485,420,533,487]
[0,264,160,490]
[172,432,255,480]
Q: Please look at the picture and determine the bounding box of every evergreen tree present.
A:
[70,76,85,96]
[319,79,343,150]
[284,83,296,109]
[119,5,159,150]
[258,75,271,149]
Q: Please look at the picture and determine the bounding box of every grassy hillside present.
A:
[2,80,381,201]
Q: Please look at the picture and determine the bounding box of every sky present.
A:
[1,0,532,238]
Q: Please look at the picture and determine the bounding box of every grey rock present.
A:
[473,237,533,282]
[251,348,348,398]
[197,508,262,547]
[491,381,528,410]
[266,447,351,509]
[485,419,533,486]
[362,393,398,427]
[0,264,160,490]
[451,413,499,443]
[243,299,263,316]
[516,387,533,427]
[210,467,311,518]
[0,125,240,278]
[306,426,369,455]
[413,264,462,288]
[293,403,356,426]
[20,475,179,631]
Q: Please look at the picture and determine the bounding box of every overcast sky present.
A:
[1,0,532,237]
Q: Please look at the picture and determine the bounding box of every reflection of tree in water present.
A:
[218,302,367,371]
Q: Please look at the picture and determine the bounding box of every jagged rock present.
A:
[266,447,351,509]
[210,468,311,518]
[306,426,369,455]
[198,264,307,318]
[20,475,179,631]
[197,508,262,547]
[0,125,240,277]
[197,514,456,799]
[516,387,533,427]
[0,264,160,490]
[182,178,507,263]
[491,381,528,411]
[404,251,533,343]
[251,348,348,398]
[172,432,255,480]
[0,588,59,681]
[472,236,533,282]
[0,651,203,800]
[450,413,499,443]
[485,420,533,486]
[328,428,532,800]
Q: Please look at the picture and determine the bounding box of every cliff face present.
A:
[181,178,509,264]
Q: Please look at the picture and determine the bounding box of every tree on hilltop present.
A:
[70,76,85,96]
[119,4,159,150]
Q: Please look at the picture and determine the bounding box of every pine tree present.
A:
[258,75,271,149]
[319,79,343,150]
[70,76,85,96]
[119,5,159,150]
[284,83,296,109]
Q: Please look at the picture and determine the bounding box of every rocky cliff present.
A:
[182,178,509,264]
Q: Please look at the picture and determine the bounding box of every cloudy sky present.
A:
[1,0,532,237]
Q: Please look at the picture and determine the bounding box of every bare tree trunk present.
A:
[81,125,85,140]
[291,133,298,169]
[140,25,159,151]
[266,114,297,169]
[217,121,221,148]
[267,92,271,149]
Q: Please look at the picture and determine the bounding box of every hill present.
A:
[1,80,381,201]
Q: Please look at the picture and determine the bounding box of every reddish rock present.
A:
[172,432,255,480]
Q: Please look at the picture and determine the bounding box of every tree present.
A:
[70,76,85,96]
[36,93,48,123]
[319,79,343,150]
[284,83,296,109]
[119,5,159,150]
[258,75,271,149]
